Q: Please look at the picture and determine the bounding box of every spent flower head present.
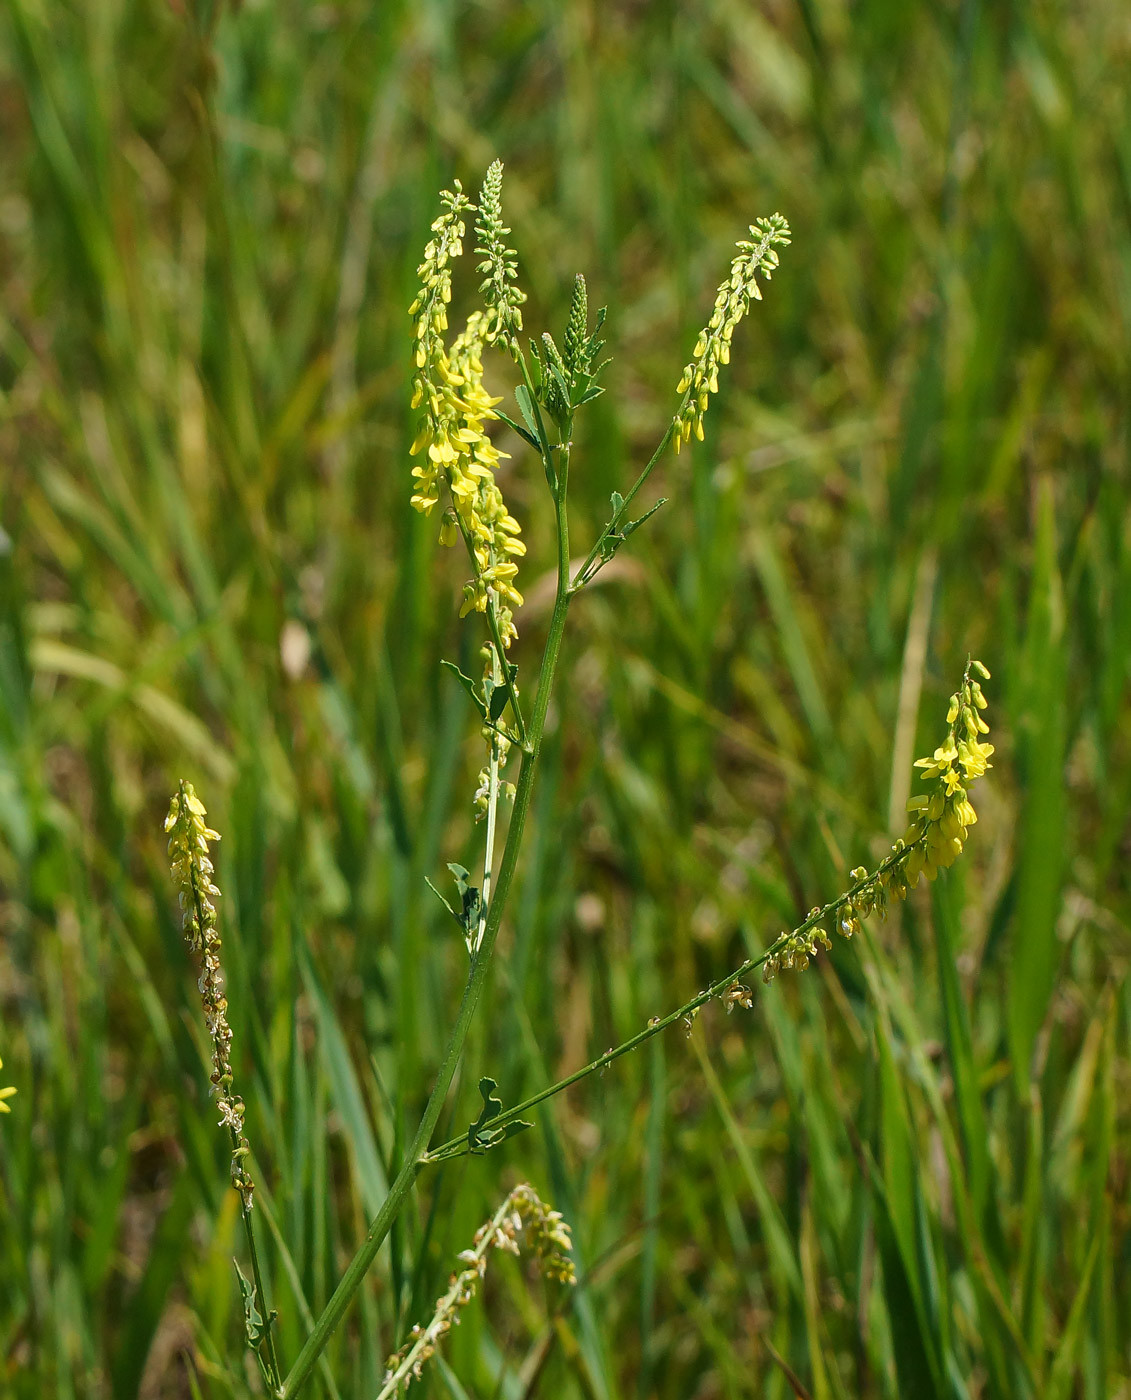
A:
[380,1182,575,1398]
[165,781,255,1208]
[675,213,791,451]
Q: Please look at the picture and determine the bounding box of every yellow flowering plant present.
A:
[162,164,995,1397]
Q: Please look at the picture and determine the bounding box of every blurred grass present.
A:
[1,0,1129,1396]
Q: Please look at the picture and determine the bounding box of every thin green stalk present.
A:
[477,630,503,951]
[185,852,282,1392]
[485,596,529,749]
[421,843,919,1163]
[374,1190,520,1400]
[240,1194,283,1391]
[571,419,677,591]
[515,346,558,485]
[281,426,571,1399]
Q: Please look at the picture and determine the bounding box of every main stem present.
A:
[281,412,571,1400]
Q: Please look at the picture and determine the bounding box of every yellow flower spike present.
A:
[409,199,526,648]
[898,660,993,893]
[672,214,790,448]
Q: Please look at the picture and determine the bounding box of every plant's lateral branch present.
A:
[420,841,918,1164]
[571,420,677,591]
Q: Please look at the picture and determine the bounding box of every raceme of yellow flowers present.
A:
[675,213,791,451]
[408,171,526,649]
[760,661,993,983]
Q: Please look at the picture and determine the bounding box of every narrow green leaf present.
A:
[1008,478,1067,1086]
[622,498,667,537]
[514,383,541,441]
[299,942,388,1217]
[493,408,539,449]
[440,660,487,720]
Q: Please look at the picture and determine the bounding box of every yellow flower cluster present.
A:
[409,187,525,643]
[901,663,993,886]
[675,213,791,451]
[165,782,255,1207]
[0,1054,15,1114]
[759,661,992,984]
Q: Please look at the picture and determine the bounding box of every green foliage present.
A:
[1,1,1129,1398]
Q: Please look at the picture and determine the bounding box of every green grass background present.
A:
[2,0,1129,1396]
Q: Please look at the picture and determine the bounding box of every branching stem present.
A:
[571,419,677,591]
[421,841,918,1164]
[281,379,571,1400]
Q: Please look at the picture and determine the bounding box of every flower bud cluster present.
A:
[475,159,526,351]
[674,213,791,452]
[165,782,254,1208]
[409,181,472,387]
[381,1183,575,1397]
[473,759,516,819]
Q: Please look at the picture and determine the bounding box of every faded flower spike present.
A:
[164,782,254,1208]
[0,1054,15,1114]
[675,213,791,451]
[165,784,281,1388]
[380,1183,575,1399]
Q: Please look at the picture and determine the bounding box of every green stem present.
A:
[484,597,529,749]
[571,419,677,591]
[477,634,503,951]
[184,831,281,1392]
[281,432,572,1400]
[239,1191,282,1391]
[421,842,918,1162]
